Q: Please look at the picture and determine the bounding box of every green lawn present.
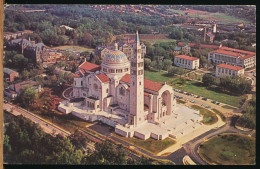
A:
[144,70,175,83]
[211,108,226,122]
[112,133,176,155]
[145,70,245,107]
[191,105,218,125]
[199,134,255,165]
[52,45,95,53]
[171,78,245,108]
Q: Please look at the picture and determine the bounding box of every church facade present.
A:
[59,31,180,140]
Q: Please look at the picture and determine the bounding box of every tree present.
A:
[16,86,38,108]
[47,64,56,75]
[144,58,151,69]
[155,61,163,72]
[202,74,216,87]
[12,54,28,70]
[162,59,173,71]
[3,134,12,154]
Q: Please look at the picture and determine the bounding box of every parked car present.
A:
[211,100,216,104]
[201,104,205,107]
[190,100,195,103]
[183,91,187,94]
[202,97,207,101]
[179,96,183,99]
[216,102,220,105]
[206,106,211,109]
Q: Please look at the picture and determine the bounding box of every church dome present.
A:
[103,50,128,64]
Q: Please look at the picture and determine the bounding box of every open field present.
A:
[144,70,174,83]
[167,9,248,23]
[191,105,218,125]
[51,45,95,52]
[144,70,245,107]
[199,134,255,165]
[112,133,176,155]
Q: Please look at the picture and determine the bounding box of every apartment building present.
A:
[174,55,200,70]
[216,64,244,77]
[208,47,256,69]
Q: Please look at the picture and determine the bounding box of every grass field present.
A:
[144,70,245,107]
[167,9,248,23]
[144,70,174,83]
[52,45,95,53]
[211,108,226,122]
[191,105,218,125]
[199,134,255,165]
[171,78,245,108]
[112,133,176,155]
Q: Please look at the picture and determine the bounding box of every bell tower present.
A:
[129,29,145,127]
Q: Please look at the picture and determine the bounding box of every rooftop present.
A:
[79,61,101,72]
[120,74,164,92]
[9,80,38,92]
[217,64,244,71]
[96,73,110,83]
[209,49,241,57]
[175,55,199,61]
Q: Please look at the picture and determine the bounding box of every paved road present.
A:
[3,103,70,137]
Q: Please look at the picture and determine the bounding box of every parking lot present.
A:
[173,88,238,117]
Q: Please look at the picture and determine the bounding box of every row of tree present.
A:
[236,96,256,129]
[202,74,252,95]
[4,113,164,164]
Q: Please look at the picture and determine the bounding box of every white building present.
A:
[58,31,202,140]
[208,47,256,69]
[216,64,244,77]
[174,55,200,70]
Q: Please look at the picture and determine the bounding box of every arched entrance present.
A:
[161,90,171,116]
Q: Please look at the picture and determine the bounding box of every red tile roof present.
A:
[217,64,244,71]
[220,47,256,55]
[240,54,255,60]
[120,74,164,92]
[79,61,101,72]
[73,72,82,78]
[209,49,241,57]
[96,73,110,83]
[175,55,199,61]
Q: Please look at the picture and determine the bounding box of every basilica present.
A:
[58,30,202,140]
